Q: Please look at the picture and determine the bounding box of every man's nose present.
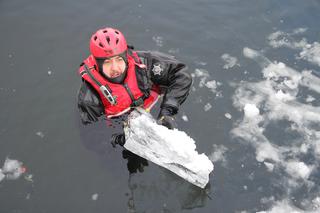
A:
[110,60,118,71]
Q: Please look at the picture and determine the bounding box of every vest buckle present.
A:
[132,97,144,107]
[100,85,117,105]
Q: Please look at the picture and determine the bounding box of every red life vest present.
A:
[79,52,159,118]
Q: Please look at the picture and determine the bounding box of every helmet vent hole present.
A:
[99,42,104,48]
[94,36,97,41]
[115,31,119,34]
[103,30,108,33]
[116,38,119,44]
[106,36,110,44]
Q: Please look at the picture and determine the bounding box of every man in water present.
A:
[77,27,192,143]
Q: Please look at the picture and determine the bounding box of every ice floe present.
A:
[92,193,99,200]
[191,68,222,112]
[232,47,320,212]
[0,158,26,182]
[192,68,222,95]
[268,28,320,66]
[181,114,189,122]
[263,162,274,172]
[257,200,305,213]
[221,53,240,69]
[204,103,212,111]
[192,68,210,88]
[36,131,45,138]
[209,144,228,165]
[224,113,232,119]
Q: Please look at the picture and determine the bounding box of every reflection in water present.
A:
[78,114,127,155]
[126,167,211,212]
[122,150,149,174]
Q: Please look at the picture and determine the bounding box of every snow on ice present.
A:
[124,108,214,188]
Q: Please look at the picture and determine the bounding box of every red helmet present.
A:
[89,27,128,58]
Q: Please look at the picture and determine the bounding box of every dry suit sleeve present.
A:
[142,51,193,114]
[77,81,105,124]
[160,63,192,113]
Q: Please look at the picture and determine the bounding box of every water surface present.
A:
[1,0,320,212]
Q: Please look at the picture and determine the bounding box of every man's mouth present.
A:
[111,72,120,78]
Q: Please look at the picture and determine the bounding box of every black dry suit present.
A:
[77,51,193,124]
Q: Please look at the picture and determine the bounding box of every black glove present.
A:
[110,133,125,147]
[157,107,177,130]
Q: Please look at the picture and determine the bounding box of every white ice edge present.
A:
[124,108,214,188]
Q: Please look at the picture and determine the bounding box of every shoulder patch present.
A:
[152,63,163,75]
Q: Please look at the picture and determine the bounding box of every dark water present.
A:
[1,0,320,212]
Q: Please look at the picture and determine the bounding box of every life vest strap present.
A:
[99,85,117,105]
[83,64,117,105]
[123,83,144,107]
[131,96,144,107]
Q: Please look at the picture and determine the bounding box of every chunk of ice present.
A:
[244,103,259,118]
[225,113,232,119]
[285,161,312,179]
[204,103,212,112]
[221,53,239,69]
[182,115,189,122]
[92,193,99,200]
[124,108,214,188]
[264,162,274,172]
[306,95,315,103]
[36,131,45,138]
[2,158,25,180]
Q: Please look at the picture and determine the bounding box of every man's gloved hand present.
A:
[111,133,125,147]
[157,107,177,130]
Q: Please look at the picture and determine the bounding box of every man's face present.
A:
[102,55,126,78]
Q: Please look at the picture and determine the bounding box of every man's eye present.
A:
[104,60,111,64]
[117,58,124,62]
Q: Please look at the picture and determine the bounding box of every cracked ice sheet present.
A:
[231,48,320,212]
[124,109,213,188]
